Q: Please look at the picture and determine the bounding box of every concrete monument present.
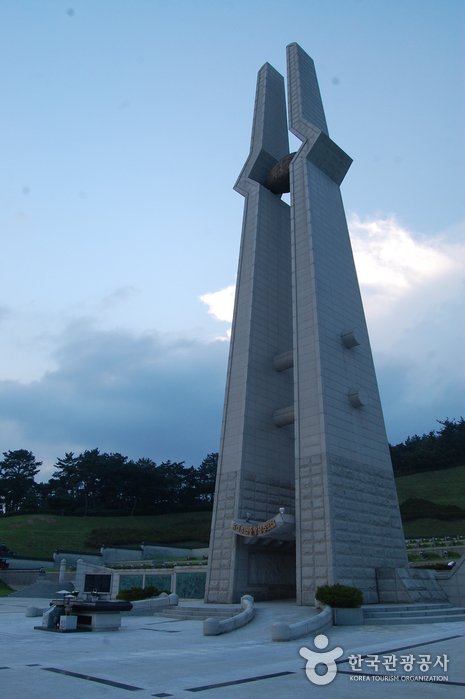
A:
[205,44,409,605]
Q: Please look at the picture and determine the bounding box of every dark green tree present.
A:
[0,450,42,513]
[194,453,218,503]
[47,452,81,513]
[28,449,219,516]
[390,417,465,476]
[50,449,129,516]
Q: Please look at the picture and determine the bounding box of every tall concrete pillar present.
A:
[205,63,296,604]
[205,44,408,606]
[287,43,407,605]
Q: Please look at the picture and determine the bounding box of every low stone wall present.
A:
[435,556,465,607]
[140,545,209,560]
[44,571,76,582]
[50,545,209,568]
[203,595,254,635]
[100,547,142,564]
[271,605,333,641]
[100,545,208,565]
[25,605,47,617]
[75,560,208,600]
[0,570,40,589]
[124,593,179,616]
[3,557,54,570]
[376,567,448,603]
[54,552,103,567]
[0,569,76,590]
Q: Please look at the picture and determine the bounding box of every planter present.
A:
[333,607,363,626]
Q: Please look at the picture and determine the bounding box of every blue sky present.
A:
[0,1,463,477]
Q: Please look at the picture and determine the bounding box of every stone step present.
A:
[365,613,465,625]
[363,603,452,613]
[157,611,238,619]
[363,603,465,625]
[156,606,240,621]
[157,615,235,621]
[10,581,75,599]
[364,607,462,619]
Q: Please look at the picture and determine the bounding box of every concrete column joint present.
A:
[273,405,295,427]
[273,350,294,372]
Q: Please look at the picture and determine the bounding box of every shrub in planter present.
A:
[316,584,364,626]
[117,585,161,601]
[315,584,363,608]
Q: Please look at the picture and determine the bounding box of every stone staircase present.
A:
[363,603,465,625]
[155,604,241,621]
[10,580,75,598]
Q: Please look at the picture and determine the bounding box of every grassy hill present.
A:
[0,511,212,559]
[395,464,465,538]
[0,580,14,597]
[1,465,465,557]
[395,465,465,509]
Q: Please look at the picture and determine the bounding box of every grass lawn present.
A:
[0,511,212,559]
[395,464,465,509]
[0,579,14,597]
[2,467,465,557]
[402,518,465,539]
[395,464,465,538]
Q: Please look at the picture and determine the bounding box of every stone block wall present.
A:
[206,44,409,606]
[206,62,295,603]
[376,567,449,604]
[288,43,408,604]
[435,556,465,607]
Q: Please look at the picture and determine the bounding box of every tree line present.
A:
[0,449,218,517]
[2,417,463,515]
[389,417,465,476]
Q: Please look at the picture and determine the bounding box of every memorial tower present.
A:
[205,44,408,605]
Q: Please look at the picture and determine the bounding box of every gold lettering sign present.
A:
[232,518,277,537]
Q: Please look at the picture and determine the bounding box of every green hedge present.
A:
[315,584,363,608]
[116,585,171,601]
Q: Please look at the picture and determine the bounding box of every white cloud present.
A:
[348,215,464,318]
[200,285,235,323]
[347,216,465,351]
[199,216,465,442]
[350,215,454,289]
[202,216,465,337]
[2,216,463,470]
[350,216,465,440]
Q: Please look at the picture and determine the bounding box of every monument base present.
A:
[376,568,449,604]
[206,541,296,604]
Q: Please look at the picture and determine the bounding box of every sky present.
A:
[0,1,463,479]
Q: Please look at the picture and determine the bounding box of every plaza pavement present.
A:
[1,596,464,699]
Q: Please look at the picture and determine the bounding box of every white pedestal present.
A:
[59,615,78,631]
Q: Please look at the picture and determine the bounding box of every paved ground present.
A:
[1,597,464,698]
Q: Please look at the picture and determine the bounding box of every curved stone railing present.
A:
[203,595,254,636]
[271,605,333,641]
[26,606,46,617]
[125,592,179,615]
